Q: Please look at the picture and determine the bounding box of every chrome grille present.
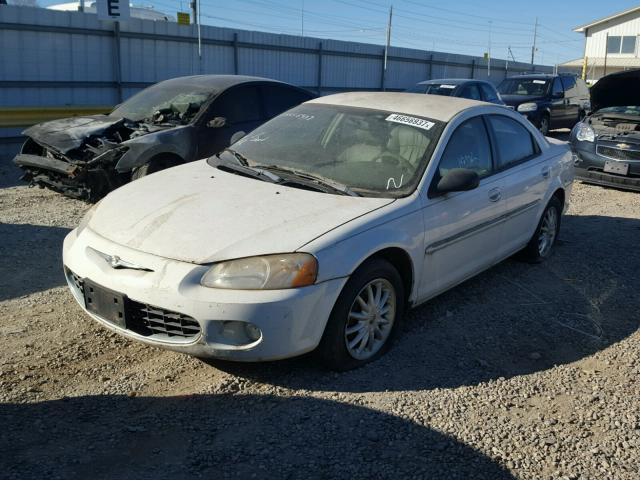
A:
[597,145,640,161]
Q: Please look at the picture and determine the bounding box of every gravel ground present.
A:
[1,150,639,480]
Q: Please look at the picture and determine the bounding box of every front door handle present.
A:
[488,188,502,202]
[541,166,550,178]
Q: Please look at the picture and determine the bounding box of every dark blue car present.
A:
[406,79,505,105]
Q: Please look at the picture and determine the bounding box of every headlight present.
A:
[201,253,318,290]
[517,102,538,113]
[575,123,596,143]
[76,201,101,235]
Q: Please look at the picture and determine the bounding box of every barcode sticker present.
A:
[386,113,435,131]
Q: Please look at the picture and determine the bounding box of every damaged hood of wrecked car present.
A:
[590,69,640,113]
[22,115,127,154]
[86,160,394,264]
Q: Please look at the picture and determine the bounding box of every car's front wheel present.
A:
[538,114,550,136]
[131,155,181,181]
[317,258,405,371]
[521,196,562,263]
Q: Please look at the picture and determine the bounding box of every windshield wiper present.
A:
[212,152,282,183]
[260,165,360,197]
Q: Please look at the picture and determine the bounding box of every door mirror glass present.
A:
[436,168,480,194]
[230,130,247,144]
[207,117,227,128]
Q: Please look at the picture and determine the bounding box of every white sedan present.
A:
[63,92,574,370]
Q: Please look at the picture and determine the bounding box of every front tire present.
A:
[317,258,405,371]
[521,196,562,263]
[538,114,550,136]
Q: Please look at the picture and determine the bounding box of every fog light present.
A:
[244,323,262,342]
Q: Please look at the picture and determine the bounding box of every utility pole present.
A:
[190,0,202,73]
[488,20,492,76]
[530,17,538,66]
[301,0,305,36]
[382,5,393,90]
[79,0,85,12]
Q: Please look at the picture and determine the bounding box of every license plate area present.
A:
[604,160,630,175]
[83,280,126,328]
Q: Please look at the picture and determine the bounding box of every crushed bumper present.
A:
[62,228,347,361]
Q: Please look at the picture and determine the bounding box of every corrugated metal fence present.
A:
[0,5,552,159]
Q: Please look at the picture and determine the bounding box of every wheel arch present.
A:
[357,247,415,307]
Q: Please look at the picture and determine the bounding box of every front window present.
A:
[209,104,444,198]
[497,78,549,97]
[111,80,215,124]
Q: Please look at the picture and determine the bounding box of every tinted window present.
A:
[479,83,500,103]
[488,116,536,169]
[560,76,577,96]
[551,78,563,96]
[423,84,457,96]
[406,84,429,93]
[214,86,261,124]
[438,117,492,179]
[262,85,312,119]
[498,78,549,96]
[458,83,481,101]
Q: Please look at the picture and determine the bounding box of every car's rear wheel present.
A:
[521,196,562,263]
[317,258,405,371]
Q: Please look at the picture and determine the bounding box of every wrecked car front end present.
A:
[570,70,640,192]
[15,116,139,201]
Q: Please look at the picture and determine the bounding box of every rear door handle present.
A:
[488,188,502,202]
[541,166,550,178]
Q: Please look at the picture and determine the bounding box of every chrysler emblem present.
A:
[87,247,153,272]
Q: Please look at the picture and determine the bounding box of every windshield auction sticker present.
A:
[386,113,435,131]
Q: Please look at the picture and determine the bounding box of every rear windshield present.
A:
[498,78,550,96]
[408,83,458,96]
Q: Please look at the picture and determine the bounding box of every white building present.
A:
[561,6,640,83]
[47,2,175,21]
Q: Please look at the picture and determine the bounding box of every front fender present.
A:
[115,126,196,172]
[306,199,425,303]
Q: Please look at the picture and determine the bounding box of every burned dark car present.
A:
[14,75,314,201]
[571,69,640,192]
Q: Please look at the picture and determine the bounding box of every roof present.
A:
[574,6,640,32]
[307,92,484,122]
[417,78,475,85]
[155,75,289,91]
[560,57,640,68]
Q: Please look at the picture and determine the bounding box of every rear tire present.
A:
[520,196,562,263]
[317,258,405,371]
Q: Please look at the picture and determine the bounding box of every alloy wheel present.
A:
[538,207,558,257]
[344,278,396,361]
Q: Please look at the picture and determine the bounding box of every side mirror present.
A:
[230,131,246,144]
[207,117,227,128]
[436,168,480,194]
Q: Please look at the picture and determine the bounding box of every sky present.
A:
[40,0,639,65]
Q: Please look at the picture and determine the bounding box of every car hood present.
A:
[591,69,640,113]
[22,115,125,154]
[88,160,394,264]
[500,95,544,107]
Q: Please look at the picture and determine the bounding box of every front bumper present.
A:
[573,148,640,192]
[63,228,347,361]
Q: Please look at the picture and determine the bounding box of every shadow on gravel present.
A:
[0,223,70,301]
[0,394,515,480]
[0,161,24,189]
[212,214,640,393]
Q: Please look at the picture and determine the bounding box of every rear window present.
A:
[423,84,458,96]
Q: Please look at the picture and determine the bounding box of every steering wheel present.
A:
[373,152,414,172]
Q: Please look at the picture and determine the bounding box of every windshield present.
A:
[208,104,444,198]
[497,78,549,96]
[111,81,215,123]
[596,106,640,116]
